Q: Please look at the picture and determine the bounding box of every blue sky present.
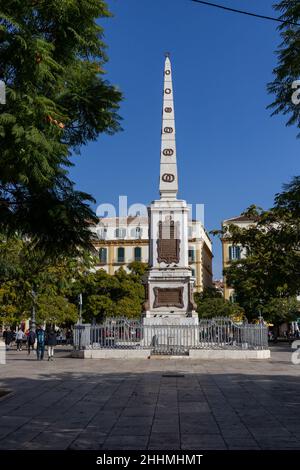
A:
[69,0,299,278]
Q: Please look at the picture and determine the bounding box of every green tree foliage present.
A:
[0,234,95,325]
[0,1,121,254]
[0,232,147,325]
[36,293,77,325]
[79,264,147,322]
[268,1,300,135]
[194,288,244,321]
[0,282,18,325]
[216,177,300,323]
[195,286,223,301]
[262,297,299,325]
[128,261,148,277]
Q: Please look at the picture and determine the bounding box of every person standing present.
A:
[27,328,36,354]
[4,328,13,350]
[36,325,45,360]
[16,328,25,351]
[3,328,8,345]
[46,328,57,361]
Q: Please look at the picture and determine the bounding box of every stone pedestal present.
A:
[144,199,197,318]
[144,268,196,318]
[142,201,198,350]
[142,315,199,350]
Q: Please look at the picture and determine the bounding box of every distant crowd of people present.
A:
[268,329,300,343]
[1,326,73,361]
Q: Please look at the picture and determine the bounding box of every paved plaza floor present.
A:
[0,344,300,450]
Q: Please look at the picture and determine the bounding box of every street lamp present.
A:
[78,293,83,324]
[31,290,37,332]
[257,300,265,348]
[257,299,264,324]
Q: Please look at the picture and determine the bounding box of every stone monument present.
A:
[143,54,198,345]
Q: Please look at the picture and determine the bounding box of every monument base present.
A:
[71,348,271,360]
[141,315,199,350]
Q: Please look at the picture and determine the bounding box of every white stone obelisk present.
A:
[159,54,178,200]
[143,54,197,329]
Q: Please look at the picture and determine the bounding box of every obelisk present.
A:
[159,53,178,200]
[143,54,197,326]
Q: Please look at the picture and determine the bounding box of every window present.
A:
[134,247,142,262]
[188,248,195,262]
[191,268,196,277]
[115,228,126,239]
[117,247,125,263]
[97,227,107,239]
[229,245,241,261]
[99,248,107,264]
[131,227,143,239]
[188,226,193,238]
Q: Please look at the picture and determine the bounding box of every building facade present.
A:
[91,215,213,293]
[222,215,256,300]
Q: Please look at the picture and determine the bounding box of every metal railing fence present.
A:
[73,317,268,354]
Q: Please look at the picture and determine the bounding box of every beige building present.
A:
[91,216,213,293]
[222,215,256,300]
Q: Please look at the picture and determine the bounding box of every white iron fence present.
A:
[73,317,268,355]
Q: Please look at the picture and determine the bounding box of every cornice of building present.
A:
[93,239,149,246]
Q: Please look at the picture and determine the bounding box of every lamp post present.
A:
[258,300,265,348]
[258,300,264,325]
[31,290,36,332]
[77,293,84,350]
[78,293,83,324]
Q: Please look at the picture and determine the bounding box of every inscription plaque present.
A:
[153,287,184,308]
[157,219,180,264]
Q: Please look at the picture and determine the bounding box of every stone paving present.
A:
[0,344,300,450]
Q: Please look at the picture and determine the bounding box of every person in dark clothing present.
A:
[46,329,57,361]
[27,329,36,354]
[66,329,72,346]
[36,326,45,360]
[288,330,294,345]
[3,328,7,343]
[3,328,13,350]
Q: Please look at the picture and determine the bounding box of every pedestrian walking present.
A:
[36,325,45,360]
[66,329,72,346]
[27,328,36,354]
[268,330,273,342]
[288,330,294,346]
[16,328,25,351]
[46,328,57,361]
